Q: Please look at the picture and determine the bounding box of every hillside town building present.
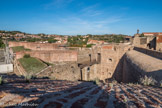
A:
[133,30,162,51]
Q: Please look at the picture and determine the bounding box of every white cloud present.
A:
[44,0,73,9]
[35,3,123,34]
[81,4,103,17]
[33,16,122,35]
[24,15,122,35]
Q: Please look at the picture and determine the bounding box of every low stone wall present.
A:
[52,62,80,81]
[37,62,81,81]
[14,59,26,75]
[0,64,13,73]
[15,50,78,63]
[8,41,64,50]
[133,47,162,59]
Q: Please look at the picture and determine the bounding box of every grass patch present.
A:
[19,57,46,74]
[160,81,162,87]
[86,44,95,48]
[11,46,31,53]
[0,76,3,85]
[23,54,30,58]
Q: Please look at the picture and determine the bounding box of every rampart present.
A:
[133,47,162,59]
[80,46,162,83]
[15,50,78,63]
[8,41,64,50]
[114,50,162,83]
[80,45,162,83]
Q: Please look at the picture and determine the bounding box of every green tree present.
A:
[140,33,144,37]
[48,38,57,43]
[0,37,5,48]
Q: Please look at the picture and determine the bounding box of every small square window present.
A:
[108,58,112,62]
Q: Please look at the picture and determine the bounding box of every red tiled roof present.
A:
[102,45,113,49]
[88,40,98,42]
[156,35,162,43]
[124,36,132,38]
[143,32,162,35]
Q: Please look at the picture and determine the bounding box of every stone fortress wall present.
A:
[9,41,64,50]
[15,50,78,63]
[37,62,81,81]
[9,41,162,83]
[77,44,162,84]
[25,43,161,83]
[114,50,162,84]
[156,34,162,51]
[77,46,100,63]
[80,44,131,81]
[133,47,162,59]
[9,41,79,80]
[9,41,78,62]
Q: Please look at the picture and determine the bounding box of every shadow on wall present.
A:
[106,53,162,84]
[147,37,156,50]
[0,73,110,108]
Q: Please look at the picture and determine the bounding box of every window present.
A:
[87,67,90,72]
[108,58,112,62]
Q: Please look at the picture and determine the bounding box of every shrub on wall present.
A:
[86,44,95,48]
[160,81,162,87]
[139,75,157,86]
[0,37,5,48]
[0,76,3,85]
[24,54,30,58]
[25,73,32,83]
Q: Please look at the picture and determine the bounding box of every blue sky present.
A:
[0,0,162,35]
